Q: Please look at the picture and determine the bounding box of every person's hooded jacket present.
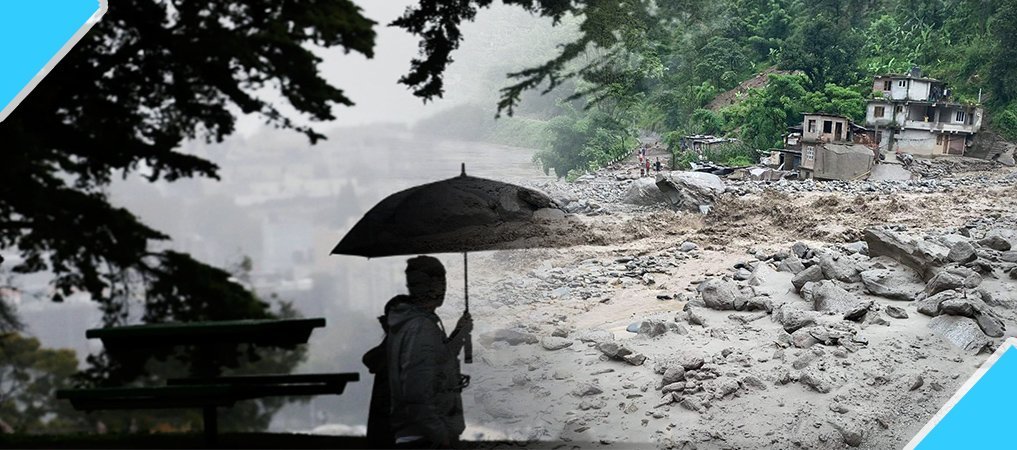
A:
[386,296,465,444]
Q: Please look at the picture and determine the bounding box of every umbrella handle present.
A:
[463,252,472,364]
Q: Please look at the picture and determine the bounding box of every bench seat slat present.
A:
[56,378,356,412]
[166,373,359,386]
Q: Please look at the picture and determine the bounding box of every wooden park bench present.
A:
[56,318,359,445]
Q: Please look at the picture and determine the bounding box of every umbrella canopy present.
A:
[331,166,571,258]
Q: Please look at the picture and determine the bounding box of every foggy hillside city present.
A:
[5,0,1017,449]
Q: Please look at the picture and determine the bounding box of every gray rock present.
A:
[917,290,961,317]
[819,253,862,283]
[679,396,703,412]
[777,308,819,333]
[885,305,908,319]
[866,313,890,326]
[792,351,819,369]
[928,315,991,353]
[662,366,686,384]
[734,268,753,281]
[864,227,944,279]
[638,319,669,337]
[860,269,921,301]
[939,298,981,318]
[479,329,538,347]
[578,329,614,344]
[598,342,633,360]
[1000,251,1017,263]
[791,327,820,349]
[792,242,810,259]
[699,279,745,311]
[655,171,725,213]
[908,375,924,391]
[830,421,864,447]
[572,383,603,397]
[742,375,767,390]
[621,178,667,205]
[679,241,699,252]
[661,382,686,394]
[925,268,981,296]
[713,377,741,398]
[975,313,1006,338]
[810,281,871,320]
[948,241,977,263]
[624,353,648,366]
[799,372,832,393]
[792,265,825,292]
[777,252,806,274]
[979,235,1012,251]
[842,241,869,256]
[687,307,707,326]
[541,336,573,351]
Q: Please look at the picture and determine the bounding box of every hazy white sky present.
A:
[236,1,446,135]
[234,1,571,136]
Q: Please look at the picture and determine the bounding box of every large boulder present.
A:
[928,315,992,353]
[777,252,806,274]
[916,290,961,317]
[775,308,819,333]
[864,227,945,280]
[860,269,922,301]
[655,171,725,213]
[947,241,977,263]
[699,279,746,310]
[979,235,1012,252]
[925,267,982,296]
[818,252,861,283]
[809,281,872,321]
[622,178,667,206]
[792,265,825,292]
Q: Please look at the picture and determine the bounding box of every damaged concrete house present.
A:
[780,113,877,181]
[866,67,983,156]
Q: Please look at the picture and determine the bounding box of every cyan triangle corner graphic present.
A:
[0,0,107,122]
[906,337,1017,449]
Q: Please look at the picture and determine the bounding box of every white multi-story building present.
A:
[865,68,983,157]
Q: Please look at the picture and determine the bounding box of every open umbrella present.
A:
[331,164,572,363]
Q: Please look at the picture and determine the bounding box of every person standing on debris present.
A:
[645,158,651,176]
[387,256,472,449]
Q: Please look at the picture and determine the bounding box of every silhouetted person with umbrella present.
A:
[387,256,472,449]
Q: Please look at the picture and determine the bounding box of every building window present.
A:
[874,106,885,118]
[883,80,891,90]
[898,80,907,87]
[807,119,816,133]
[823,121,832,133]
[936,134,944,145]
[955,111,966,122]
[806,146,815,161]
[895,105,903,114]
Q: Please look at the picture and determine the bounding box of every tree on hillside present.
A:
[988,1,1017,106]
[781,14,863,89]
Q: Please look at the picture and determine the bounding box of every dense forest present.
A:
[422,0,1017,179]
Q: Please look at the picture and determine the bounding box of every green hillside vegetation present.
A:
[450,0,1017,178]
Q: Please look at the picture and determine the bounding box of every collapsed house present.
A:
[865,67,983,156]
[778,113,877,181]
